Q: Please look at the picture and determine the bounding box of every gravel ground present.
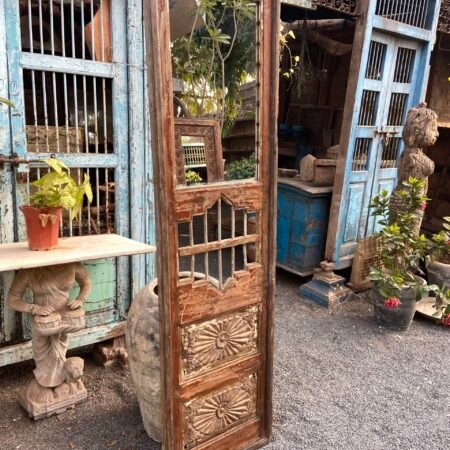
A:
[0,270,449,450]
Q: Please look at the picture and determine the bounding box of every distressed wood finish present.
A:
[0,234,155,272]
[175,182,263,221]
[174,118,224,185]
[177,265,263,325]
[144,0,279,448]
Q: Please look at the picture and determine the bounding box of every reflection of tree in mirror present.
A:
[171,0,256,136]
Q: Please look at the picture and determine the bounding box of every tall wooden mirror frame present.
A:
[144,1,280,449]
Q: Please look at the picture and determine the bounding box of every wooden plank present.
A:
[0,234,155,272]
[175,182,263,221]
[278,178,334,194]
[128,0,149,297]
[178,234,259,256]
[22,152,118,168]
[177,264,263,325]
[19,52,114,78]
[144,0,179,447]
[111,0,131,321]
[0,321,127,367]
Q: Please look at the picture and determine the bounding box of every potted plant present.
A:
[21,158,92,250]
[426,216,450,289]
[368,177,429,331]
[185,170,202,185]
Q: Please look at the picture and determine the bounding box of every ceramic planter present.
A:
[372,277,426,331]
[427,261,450,290]
[20,206,62,251]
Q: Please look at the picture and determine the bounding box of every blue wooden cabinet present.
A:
[277,178,332,276]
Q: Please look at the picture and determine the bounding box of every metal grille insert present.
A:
[351,138,371,171]
[20,0,111,61]
[178,199,258,290]
[387,93,408,126]
[358,90,379,126]
[365,41,387,81]
[23,69,112,154]
[375,0,431,29]
[381,137,401,168]
[393,48,416,83]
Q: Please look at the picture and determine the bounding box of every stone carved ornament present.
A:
[7,263,91,419]
[389,103,439,232]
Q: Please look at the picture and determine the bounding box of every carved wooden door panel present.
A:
[144,1,279,449]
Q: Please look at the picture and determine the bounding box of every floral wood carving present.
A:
[182,306,259,377]
[184,374,257,449]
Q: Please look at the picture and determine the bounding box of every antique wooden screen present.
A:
[144,0,279,449]
[326,0,443,269]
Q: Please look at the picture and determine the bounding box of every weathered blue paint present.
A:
[129,0,150,296]
[329,0,442,270]
[0,321,127,367]
[112,0,130,319]
[19,53,114,78]
[143,34,157,283]
[0,0,156,364]
[277,181,332,276]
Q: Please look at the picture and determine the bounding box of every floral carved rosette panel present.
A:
[181,306,259,378]
[183,374,257,449]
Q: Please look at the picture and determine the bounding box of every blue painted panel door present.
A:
[1,0,131,343]
[327,0,442,269]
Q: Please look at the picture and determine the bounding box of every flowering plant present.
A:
[368,177,429,306]
[427,216,450,264]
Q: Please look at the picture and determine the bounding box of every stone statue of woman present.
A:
[389,103,439,232]
[7,262,91,419]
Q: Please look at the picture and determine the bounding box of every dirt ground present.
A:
[0,271,449,450]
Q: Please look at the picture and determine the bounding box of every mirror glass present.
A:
[169,0,259,187]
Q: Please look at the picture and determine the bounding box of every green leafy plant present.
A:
[0,97,14,108]
[185,170,203,185]
[280,24,300,79]
[226,154,256,180]
[368,177,429,301]
[427,216,450,264]
[172,0,256,134]
[28,158,93,220]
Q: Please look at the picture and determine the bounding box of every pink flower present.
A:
[442,315,450,327]
[420,201,427,210]
[384,297,400,309]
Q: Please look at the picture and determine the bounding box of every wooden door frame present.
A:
[143,0,280,448]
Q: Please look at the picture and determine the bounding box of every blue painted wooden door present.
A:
[327,0,442,269]
[0,0,152,351]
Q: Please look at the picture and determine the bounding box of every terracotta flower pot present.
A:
[20,206,62,251]
[371,277,426,331]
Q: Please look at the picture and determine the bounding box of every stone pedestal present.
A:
[299,261,352,308]
[18,364,88,420]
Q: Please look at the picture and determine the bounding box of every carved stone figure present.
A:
[389,103,439,231]
[7,262,91,420]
